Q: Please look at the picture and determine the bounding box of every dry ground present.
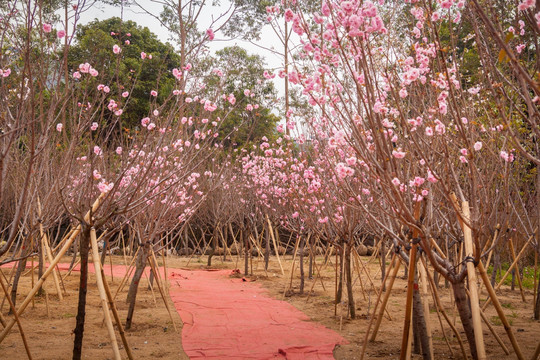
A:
[1,252,539,359]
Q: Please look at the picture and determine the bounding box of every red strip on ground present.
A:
[2,263,347,359]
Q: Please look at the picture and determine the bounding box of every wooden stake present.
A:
[461,201,486,360]
[148,250,178,331]
[100,266,134,360]
[477,261,525,360]
[508,239,526,302]
[0,193,104,344]
[0,273,33,359]
[266,215,284,275]
[418,257,434,360]
[421,257,468,360]
[369,254,401,342]
[90,228,121,360]
[483,233,534,310]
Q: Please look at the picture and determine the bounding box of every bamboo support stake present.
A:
[100,266,134,360]
[418,257,434,360]
[0,311,6,327]
[359,253,397,360]
[266,215,284,275]
[400,241,418,360]
[90,228,121,360]
[0,194,104,344]
[148,251,178,331]
[508,239,526,302]
[532,341,540,360]
[370,255,401,342]
[41,232,63,300]
[483,233,534,310]
[37,198,63,300]
[461,201,486,360]
[283,235,301,298]
[421,257,468,360]
[0,274,33,359]
[477,261,525,359]
[479,226,500,295]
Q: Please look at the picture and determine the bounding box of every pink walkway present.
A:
[4,262,346,359]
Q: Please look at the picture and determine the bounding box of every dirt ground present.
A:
[1,252,539,359]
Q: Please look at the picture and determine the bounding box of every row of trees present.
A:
[1,0,539,359]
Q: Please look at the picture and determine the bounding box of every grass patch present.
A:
[486,264,537,290]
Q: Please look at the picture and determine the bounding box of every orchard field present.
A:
[0,0,540,359]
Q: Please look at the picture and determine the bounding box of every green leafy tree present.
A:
[191,45,279,148]
[68,17,181,129]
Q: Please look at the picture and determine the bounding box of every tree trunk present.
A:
[243,230,249,276]
[125,242,149,330]
[9,256,27,314]
[345,243,355,319]
[336,244,344,304]
[299,236,305,294]
[534,267,540,320]
[413,273,431,359]
[264,227,270,271]
[381,239,386,291]
[207,228,217,266]
[452,281,478,360]
[73,226,90,360]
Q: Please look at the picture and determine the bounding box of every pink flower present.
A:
[399,88,408,98]
[115,147,122,155]
[391,177,401,186]
[206,28,215,40]
[91,122,99,131]
[125,40,130,45]
[141,117,150,127]
[318,216,328,224]
[427,171,437,183]
[141,52,147,59]
[392,149,406,159]
[93,170,102,180]
[113,44,122,54]
[57,29,66,38]
[147,123,156,130]
[93,146,102,156]
[517,0,534,11]
[72,71,81,79]
[292,211,299,218]
[89,68,99,77]
[150,90,158,97]
[474,141,482,151]
[43,23,52,33]
[460,148,468,156]
[56,123,63,132]
[459,155,468,163]
[122,91,129,98]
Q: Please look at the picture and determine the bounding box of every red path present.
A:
[5,263,346,359]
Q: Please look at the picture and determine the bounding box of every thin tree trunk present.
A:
[264,227,270,271]
[9,251,28,313]
[381,239,386,291]
[452,281,478,360]
[73,227,90,360]
[413,272,431,359]
[125,242,149,330]
[345,243,355,319]
[336,244,343,304]
[299,236,305,294]
[243,230,249,276]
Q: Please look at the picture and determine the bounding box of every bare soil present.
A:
[1,252,539,359]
